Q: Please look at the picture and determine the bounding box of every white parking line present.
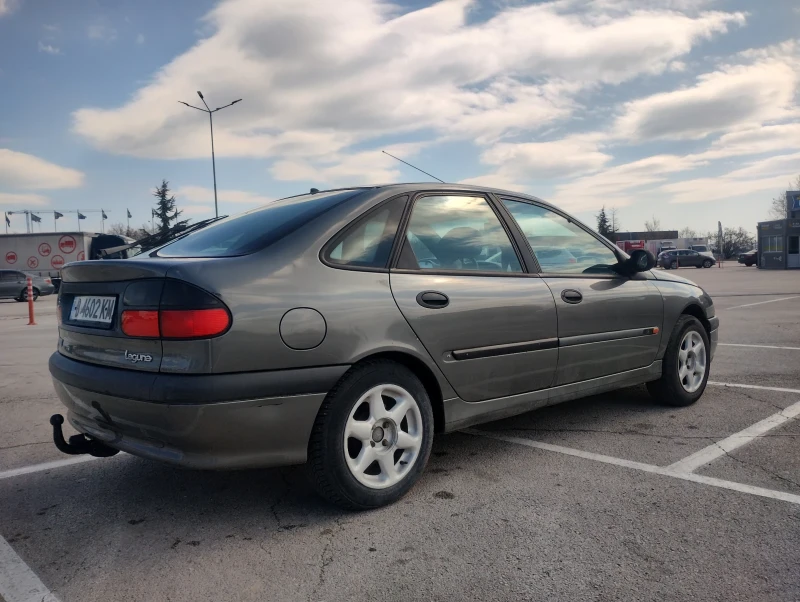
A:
[723,296,800,310]
[0,456,101,481]
[0,535,61,602]
[719,343,800,351]
[465,430,800,506]
[667,400,800,473]
[708,381,800,395]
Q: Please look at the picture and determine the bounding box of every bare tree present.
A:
[106,222,140,239]
[679,227,698,239]
[711,227,755,259]
[769,174,800,220]
[644,215,662,232]
[609,207,621,235]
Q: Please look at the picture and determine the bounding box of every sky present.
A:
[0,0,799,237]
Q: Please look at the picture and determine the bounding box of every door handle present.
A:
[561,289,583,304]
[416,291,449,309]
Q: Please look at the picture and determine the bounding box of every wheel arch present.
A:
[680,303,711,338]
[347,351,446,434]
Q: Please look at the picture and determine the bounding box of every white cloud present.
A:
[0,0,19,18]
[0,192,49,206]
[614,46,799,141]
[0,149,84,190]
[38,41,61,55]
[663,152,800,204]
[270,143,426,185]
[173,185,272,206]
[481,137,612,179]
[43,24,59,32]
[136,33,145,45]
[72,0,745,159]
[88,22,117,42]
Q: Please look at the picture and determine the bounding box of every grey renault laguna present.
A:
[49,184,718,509]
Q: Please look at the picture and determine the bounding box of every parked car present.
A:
[48,184,719,509]
[738,249,758,267]
[658,249,715,269]
[0,269,55,301]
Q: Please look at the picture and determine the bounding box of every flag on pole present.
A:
[31,213,42,223]
[4,212,9,227]
[127,209,132,219]
[102,209,108,220]
[54,211,63,219]
[78,212,86,220]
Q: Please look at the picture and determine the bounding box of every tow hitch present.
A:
[50,414,120,458]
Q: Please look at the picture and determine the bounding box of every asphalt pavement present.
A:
[1,266,798,602]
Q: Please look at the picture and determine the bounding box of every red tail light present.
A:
[160,309,230,338]
[122,310,160,337]
[120,280,231,339]
[45,278,52,284]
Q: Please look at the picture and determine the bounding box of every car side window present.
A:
[501,199,618,275]
[324,196,407,269]
[398,195,522,273]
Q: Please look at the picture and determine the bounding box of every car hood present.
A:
[650,270,701,288]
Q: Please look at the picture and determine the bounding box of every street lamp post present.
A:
[179,92,242,218]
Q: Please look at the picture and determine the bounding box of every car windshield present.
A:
[157,190,361,257]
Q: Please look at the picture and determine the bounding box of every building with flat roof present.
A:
[757,191,800,269]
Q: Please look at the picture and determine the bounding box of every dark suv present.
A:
[658,250,715,269]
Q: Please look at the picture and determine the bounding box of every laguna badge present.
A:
[124,350,153,364]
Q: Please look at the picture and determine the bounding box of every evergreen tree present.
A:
[596,206,612,238]
[152,179,187,233]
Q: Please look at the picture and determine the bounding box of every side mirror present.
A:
[624,249,656,274]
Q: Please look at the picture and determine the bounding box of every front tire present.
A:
[647,315,710,407]
[670,260,678,269]
[308,360,434,510]
[702,259,713,268]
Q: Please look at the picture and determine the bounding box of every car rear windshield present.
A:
[156,190,361,257]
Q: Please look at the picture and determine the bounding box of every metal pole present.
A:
[54,212,57,232]
[209,111,218,218]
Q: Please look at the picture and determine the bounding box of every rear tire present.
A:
[647,315,710,407]
[19,288,39,302]
[308,360,434,510]
[670,260,678,269]
[702,259,712,268]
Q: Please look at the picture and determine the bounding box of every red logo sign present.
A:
[27,256,39,269]
[76,251,85,261]
[38,242,52,256]
[51,255,65,269]
[5,251,17,264]
[58,235,77,254]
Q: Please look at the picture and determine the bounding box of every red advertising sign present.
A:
[628,240,645,249]
[38,242,52,257]
[59,235,77,254]
[51,255,65,269]
[5,251,17,264]
[76,251,85,261]
[27,256,39,269]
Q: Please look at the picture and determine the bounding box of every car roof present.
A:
[281,182,557,211]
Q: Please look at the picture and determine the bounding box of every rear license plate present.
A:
[69,296,116,324]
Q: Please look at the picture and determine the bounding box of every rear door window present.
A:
[157,189,361,257]
[397,195,522,273]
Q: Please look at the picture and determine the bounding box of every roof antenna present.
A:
[382,150,445,183]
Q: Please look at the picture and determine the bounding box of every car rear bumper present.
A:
[49,352,347,469]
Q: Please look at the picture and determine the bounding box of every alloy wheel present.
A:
[677,330,707,393]
[343,384,423,489]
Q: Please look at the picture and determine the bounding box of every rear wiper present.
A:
[99,217,226,258]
